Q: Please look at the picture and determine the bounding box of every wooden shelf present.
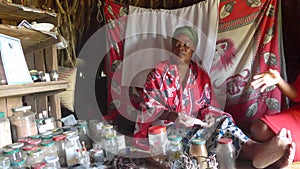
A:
[0,24,59,55]
[0,80,69,98]
[0,1,57,25]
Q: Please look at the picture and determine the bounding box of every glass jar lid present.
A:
[28,138,42,145]
[31,162,47,169]
[148,126,166,134]
[3,148,18,154]
[168,135,182,142]
[22,144,38,151]
[41,140,55,147]
[53,134,66,141]
[102,124,113,130]
[27,148,42,156]
[41,134,53,140]
[190,138,206,145]
[29,135,41,139]
[9,142,24,149]
[0,112,5,118]
[44,155,59,163]
[11,159,26,167]
[0,156,9,163]
[218,138,233,144]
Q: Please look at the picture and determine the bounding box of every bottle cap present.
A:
[102,124,113,130]
[11,159,26,167]
[9,142,24,149]
[190,138,206,145]
[22,144,38,151]
[148,126,166,134]
[0,112,4,118]
[168,135,182,141]
[53,134,66,141]
[45,155,59,163]
[218,138,233,144]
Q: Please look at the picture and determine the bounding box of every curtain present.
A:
[211,0,284,132]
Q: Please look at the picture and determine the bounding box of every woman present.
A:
[134,26,295,168]
[251,68,300,162]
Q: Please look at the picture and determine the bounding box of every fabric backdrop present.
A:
[102,0,285,134]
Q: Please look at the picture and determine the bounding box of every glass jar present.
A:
[22,144,38,160]
[40,140,58,158]
[88,120,103,142]
[90,142,104,164]
[26,148,44,167]
[102,135,118,162]
[0,112,12,148]
[77,120,93,150]
[215,138,236,169]
[3,148,23,165]
[167,135,182,162]
[101,124,115,139]
[11,159,27,169]
[53,134,67,167]
[0,156,10,169]
[45,155,60,169]
[10,106,38,142]
[189,138,208,169]
[65,135,82,167]
[148,126,168,156]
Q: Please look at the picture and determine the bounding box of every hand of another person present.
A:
[175,113,208,128]
[251,69,281,92]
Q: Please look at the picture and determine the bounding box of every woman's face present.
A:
[172,34,196,65]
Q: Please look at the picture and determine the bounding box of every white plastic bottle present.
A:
[215,138,237,169]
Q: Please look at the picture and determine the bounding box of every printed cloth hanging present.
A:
[210,0,284,132]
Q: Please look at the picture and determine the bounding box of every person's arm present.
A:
[251,69,297,100]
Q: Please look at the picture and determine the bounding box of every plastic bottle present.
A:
[0,112,12,148]
[215,138,236,169]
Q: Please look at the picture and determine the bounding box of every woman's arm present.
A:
[251,69,297,100]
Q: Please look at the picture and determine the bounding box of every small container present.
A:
[65,135,82,167]
[45,155,60,169]
[77,120,93,150]
[216,138,236,169]
[88,120,103,142]
[53,134,67,167]
[0,156,10,169]
[26,148,44,167]
[148,126,168,155]
[0,112,12,148]
[3,148,23,165]
[189,138,208,169]
[50,70,59,81]
[90,142,104,164]
[22,144,38,160]
[11,159,27,169]
[10,106,38,142]
[40,140,58,158]
[102,134,118,162]
[167,135,182,162]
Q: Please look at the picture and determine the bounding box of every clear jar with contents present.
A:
[3,148,23,165]
[45,155,60,169]
[0,156,10,169]
[11,159,27,169]
[22,144,38,160]
[0,112,12,148]
[189,138,208,169]
[88,120,103,142]
[26,148,44,167]
[77,120,93,150]
[53,134,67,167]
[102,135,118,162]
[40,140,58,158]
[65,135,82,167]
[101,124,116,139]
[90,142,104,164]
[167,135,182,162]
[10,106,38,142]
[215,138,236,169]
[148,126,168,155]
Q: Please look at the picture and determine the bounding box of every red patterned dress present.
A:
[134,59,215,139]
[260,75,300,161]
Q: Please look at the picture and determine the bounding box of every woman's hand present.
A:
[251,69,281,92]
[175,113,208,128]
